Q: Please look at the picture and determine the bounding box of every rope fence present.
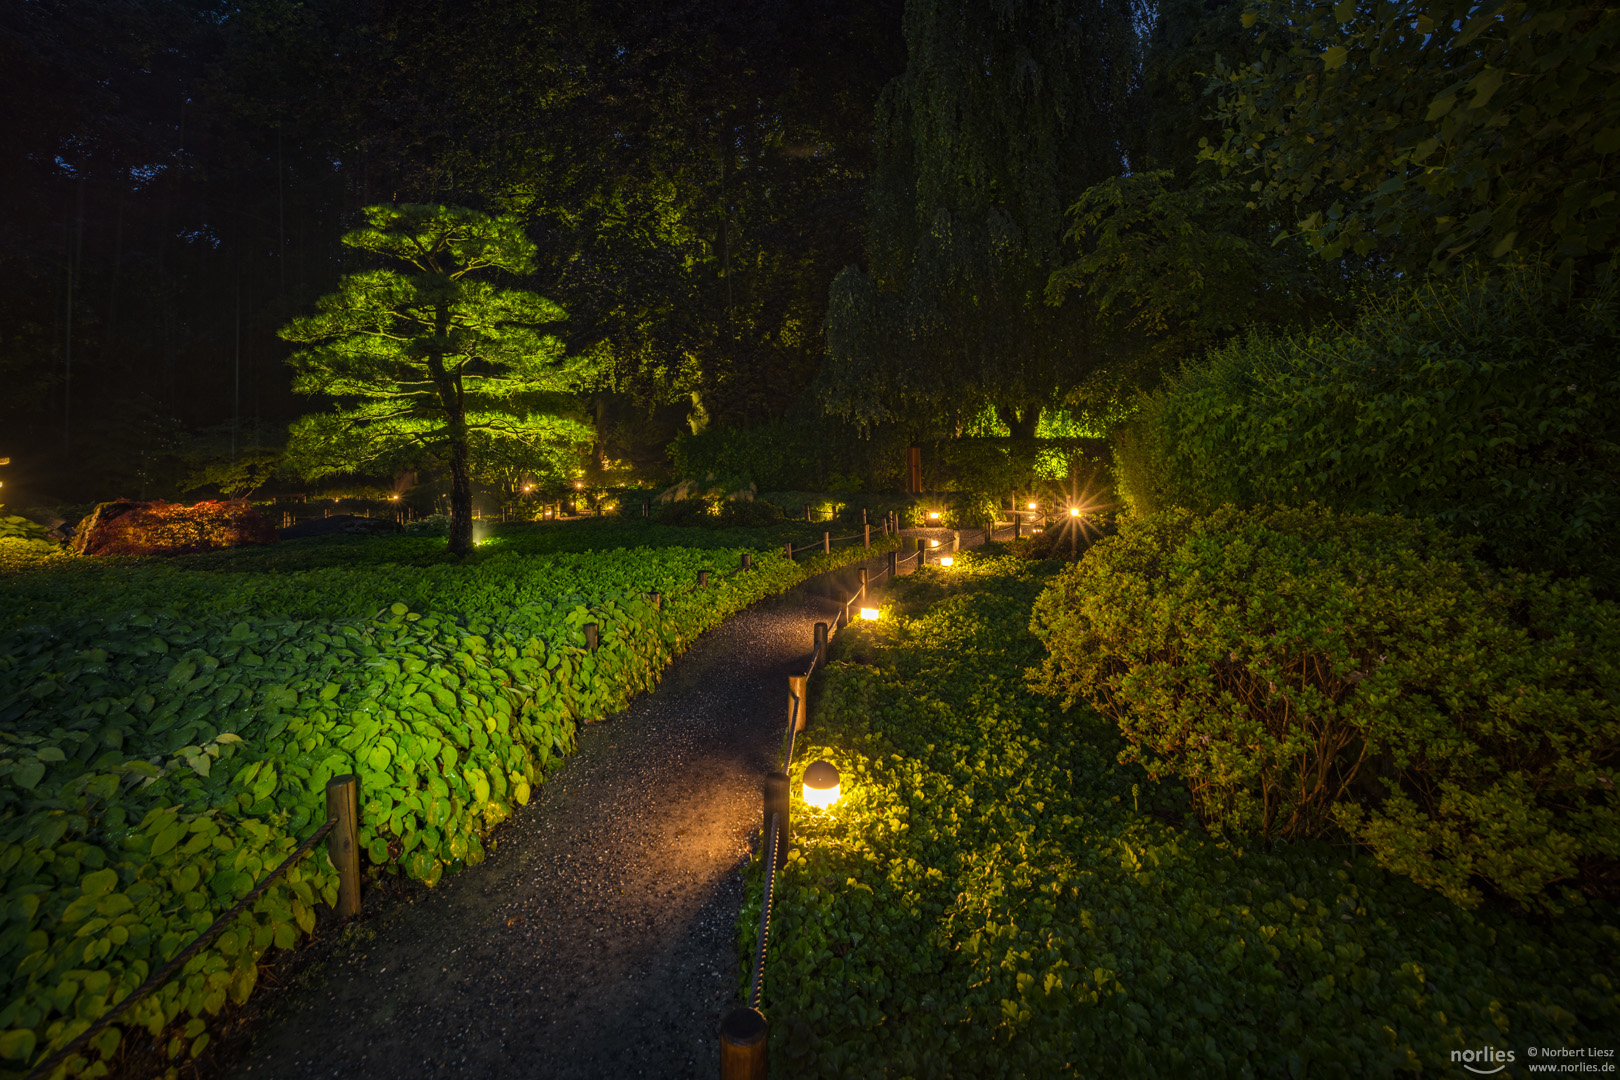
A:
[23,778,362,1080]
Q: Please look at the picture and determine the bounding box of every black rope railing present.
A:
[24,814,341,1080]
[747,812,781,1010]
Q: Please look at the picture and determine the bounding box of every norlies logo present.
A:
[1453,1047,1517,1075]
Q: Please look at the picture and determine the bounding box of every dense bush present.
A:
[1115,271,1620,589]
[1028,505,1620,910]
[744,551,1617,1076]
[71,500,278,557]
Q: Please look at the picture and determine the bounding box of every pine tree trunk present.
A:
[448,434,474,556]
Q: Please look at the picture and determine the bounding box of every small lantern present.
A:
[860,607,879,621]
[928,511,940,520]
[930,539,940,548]
[803,760,840,808]
[1069,507,1080,517]
[1027,501,1037,510]
[939,556,954,567]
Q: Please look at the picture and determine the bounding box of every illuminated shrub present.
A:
[1029,504,1620,909]
[71,499,278,556]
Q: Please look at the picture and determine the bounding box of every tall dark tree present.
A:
[820,0,1144,437]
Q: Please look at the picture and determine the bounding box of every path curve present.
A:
[228,558,898,1080]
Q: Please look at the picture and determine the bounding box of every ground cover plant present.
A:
[744,549,1618,1077]
[0,526,895,1078]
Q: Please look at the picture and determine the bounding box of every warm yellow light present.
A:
[575,481,583,489]
[1027,501,1037,510]
[930,539,940,547]
[390,494,399,500]
[803,760,841,809]
[1070,507,1080,517]
[860,607,879,621]
[939,556,954,567]
[928,511,939,520]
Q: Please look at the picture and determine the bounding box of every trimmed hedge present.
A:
[1115,270,1620,590]
[1028,505,1620,910]
[71,501,278,558]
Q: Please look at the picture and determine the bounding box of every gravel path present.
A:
[227,557,903,1080]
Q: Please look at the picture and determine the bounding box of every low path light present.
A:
[938,556,954,567]
[860,606,879,621]
[1070,507,1080,517]
[803,760,841,809]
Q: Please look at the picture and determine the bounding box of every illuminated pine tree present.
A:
[280,204,595,555]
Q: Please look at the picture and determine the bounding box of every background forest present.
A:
[3,0,1617,530]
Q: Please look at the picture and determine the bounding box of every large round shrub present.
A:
[1028,504,1620,909]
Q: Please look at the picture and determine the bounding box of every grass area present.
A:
[744,548,1619,1078]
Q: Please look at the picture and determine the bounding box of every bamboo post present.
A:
[584,623,599,652]
[720,1007,768,1080]
[789,674,809,734]
[864,524,870,549]
[765,772,790,869]
[326,776,361,918]
[862,507,868,526]
[822,531,830,554]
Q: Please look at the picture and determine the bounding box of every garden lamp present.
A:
[860,607,880,621]
[803,760,841,809]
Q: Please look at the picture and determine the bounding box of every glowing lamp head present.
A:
[930,539,940,548]
[1070,507,1080,517]
[939,556,954,567]
[1027,501,1037,510]
[860,606,879,621]
[928,511,940,520]
[575,481,583,489]
[802,760,841,809]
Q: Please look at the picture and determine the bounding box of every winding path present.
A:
[227,553,916,1080]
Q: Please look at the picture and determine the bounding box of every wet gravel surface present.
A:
[226,555,925,1080]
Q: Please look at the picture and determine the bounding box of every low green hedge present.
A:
[744,550,1618,1077]
[1029,505,1620,911]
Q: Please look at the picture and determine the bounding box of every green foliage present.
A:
[1029,506,1620,909]
[744,550,1617,1076]
[0,531,883,1075]
[820,0,1142,431]
[1048,170,1352,374]
[1116,270,1620,589]
[1204,0,1620,279]
[280,203,597,556]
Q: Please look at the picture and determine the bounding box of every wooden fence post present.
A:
[822,531,830,554]
[741,552,752,570]
[326,775,361,918]
[720,1007,768,1080]
[789,674,808,733]
[699,570,710,587]
[584,623,599,652]
[804,504,811,522]
[858,566,868,605]
[1014,516,1022,540]
[888,550,897,578]
[864,524,870,549]
[648,591,662,611]
[814,621,828,660]
[785,542,794,561]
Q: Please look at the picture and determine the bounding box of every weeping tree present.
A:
[281,204,595,555]
[821,0,1144,436]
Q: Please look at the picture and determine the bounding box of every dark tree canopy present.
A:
[821,0,1144,438]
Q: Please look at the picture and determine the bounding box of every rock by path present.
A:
[228,560,887,1080]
